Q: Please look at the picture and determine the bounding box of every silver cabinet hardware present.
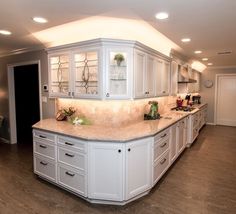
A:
[65,142,74,146]
[39,145,47,149]
[160,158,166,165]
[65,171,75,177]
[65,153,74,158]
[160,143,167,148]
[161,133,167,138]
[39,135,46,139]
[40,161,48,166]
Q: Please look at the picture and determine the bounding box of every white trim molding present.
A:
[7,60,42,144]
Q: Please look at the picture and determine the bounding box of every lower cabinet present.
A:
[88,143,124,201]
[125,138,152,200]
[170,123,178,163]
[178,118,187,154]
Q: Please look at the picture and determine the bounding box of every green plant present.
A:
[114,53,125,66]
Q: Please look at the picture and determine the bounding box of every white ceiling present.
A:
[1,0,236,67]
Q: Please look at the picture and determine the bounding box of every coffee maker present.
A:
[192,95,201,104]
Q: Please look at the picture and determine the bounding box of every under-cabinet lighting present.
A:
[0,30,12,35]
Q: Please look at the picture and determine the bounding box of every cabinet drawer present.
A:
[153,137,169,162]
[58,163,87,196]
[34,155,56,182]
[58,147,86,171]
[154,128,170,143]
[58,136,87,153]
[33,130,56,144]
[153,151,170,184]
[34,140,56,160]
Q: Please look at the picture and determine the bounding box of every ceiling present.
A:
[1,0,236,67]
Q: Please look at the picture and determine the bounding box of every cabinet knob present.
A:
[118,149,121,153]
[128,148,131,152]
[106,93,110,97]
[68,91,71,96]
[71,92,74,96]
[162,91,166,93]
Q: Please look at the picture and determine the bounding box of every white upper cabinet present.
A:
[47,39,171,100]
[134,50,155,98]
[170,61,178,95]
[73,49,101,98]
[48,51,71,97]
[105,48,132,99]
[155,59,170,96]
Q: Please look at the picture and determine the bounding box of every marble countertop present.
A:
[33,112,189,142]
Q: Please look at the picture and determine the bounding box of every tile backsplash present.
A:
[57,96,177,127]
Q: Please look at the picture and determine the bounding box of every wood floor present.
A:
[0,125,236,214]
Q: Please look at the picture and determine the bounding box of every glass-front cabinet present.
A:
[49,52,70,97]
[105,48,132,99]
[73,50,100,98]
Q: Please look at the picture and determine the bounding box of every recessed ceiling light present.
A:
[32,17,48,23]
[155,12,169,20]
[194,50,202,54]
[202,58,208,61]
[181,38,191,43]
[207,63,213,66]
[0,30,12,35]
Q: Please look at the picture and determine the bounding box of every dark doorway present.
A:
[14,64,40,144]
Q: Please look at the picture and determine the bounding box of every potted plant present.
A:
[114,53,125,66]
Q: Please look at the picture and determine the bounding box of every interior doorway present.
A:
[215,74,236,126]
[8,61,42,144]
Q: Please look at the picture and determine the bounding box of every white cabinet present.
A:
[105,48,132,99]
[48,51,71,97]
[170,61,178,95]
[134,50,155,98]
[88,143,124,201]
[155,59,170,96]
[125,138,152,200]
[48,39,171,100]
[170,123,178,163]
[177,118,187,154]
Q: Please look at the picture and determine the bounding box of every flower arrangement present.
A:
[144,101,160,120]
[114,53,125,66]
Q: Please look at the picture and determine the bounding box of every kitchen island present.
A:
[32,105,207,205]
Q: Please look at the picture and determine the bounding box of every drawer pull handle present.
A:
[65,153,74,158]
[160,158,166,165]
[65,171,75,177]
[128,148,131,152]
[39,135,46,139]
[40,161,48,166]
[65,142,74,146]
[160,143,167,148]
[161,133,167,138]
[39,145,47,149]
[118,149,121,153]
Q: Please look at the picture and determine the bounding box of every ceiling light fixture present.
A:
[207,63,213,66]
[194,50,202,54]
[0,30,12,35]
[202,58,208,61]
[181,38,191,43]
[33,17,48,23]
[155,12,169,20]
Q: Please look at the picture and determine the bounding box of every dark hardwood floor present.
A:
[0,125,236,214]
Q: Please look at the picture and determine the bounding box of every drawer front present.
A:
[58,136,87,153]
[58,164,87,196]
[153,137,169,162]
[34,140,56,159]
[153,151,170,184]
[154,128,170,143]
[33,130,56,144]
[58,147,86,171]
[193,114,199,128]
[34,155,56,182]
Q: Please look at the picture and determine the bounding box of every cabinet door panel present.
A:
[155,59,163,96]
[162,61,170,95]
[134,50,146,98]
[88,143,124,201]
[126,138,152,200]
[171,61,178,95]
[48,52,70,97]
[146,55,155,97]
[170,123,178,163]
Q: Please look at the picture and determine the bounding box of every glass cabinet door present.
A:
[74,51,99,97]
[49,54,70,96]
[106,50,130,98]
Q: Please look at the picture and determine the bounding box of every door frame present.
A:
[214,73,236,125]
[7,60,42,144]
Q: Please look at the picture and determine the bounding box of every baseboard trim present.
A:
[206,122,215,125]
[0,137,10,144]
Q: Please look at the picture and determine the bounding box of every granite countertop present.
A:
[33,112,189,142]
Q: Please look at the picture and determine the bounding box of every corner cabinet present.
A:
[47,38,171,100]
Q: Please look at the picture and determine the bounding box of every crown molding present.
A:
[207,65,236,70]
